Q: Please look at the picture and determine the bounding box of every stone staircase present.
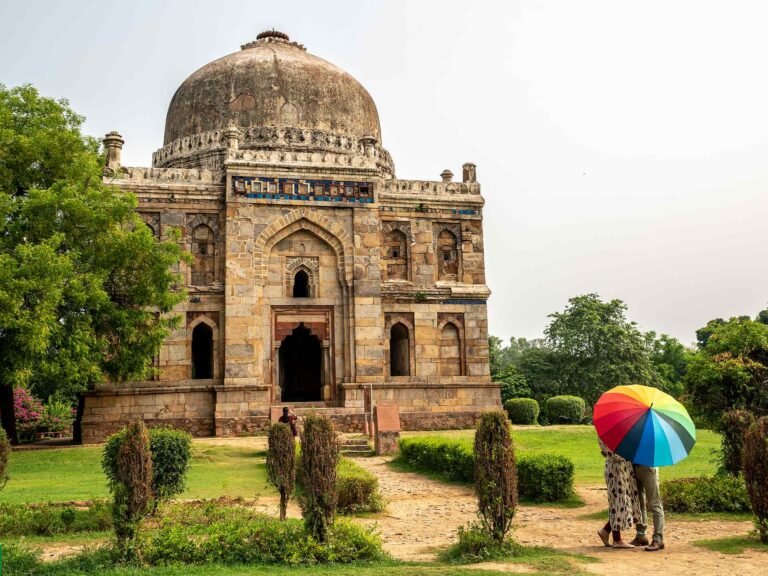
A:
[339,436,373,457]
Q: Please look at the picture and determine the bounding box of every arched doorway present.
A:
[192,323,213,379]
[279,324,322,401]
[390,323,410,376]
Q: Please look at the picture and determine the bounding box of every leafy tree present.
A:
[0,85,186,444]
[300,415,339,541]
[544,294,661,405]
[645,332,690,397]
[684,317,768,423]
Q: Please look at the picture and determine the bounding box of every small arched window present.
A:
[437,230,458,280]
[191,224,215,285]
[384,229,408,280]
[390,323,410,376]
[293,270,309,298]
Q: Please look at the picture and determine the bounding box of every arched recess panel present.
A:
[390,322,410,376]
[439,322,462,377]
[192,322,214,379]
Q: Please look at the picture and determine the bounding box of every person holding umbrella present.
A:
[596,437,641,548]
[593,384,697,553]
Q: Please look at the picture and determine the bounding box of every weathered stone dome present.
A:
[163,31,381,146]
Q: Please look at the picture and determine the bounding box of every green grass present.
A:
[693,535,768,554]
[401,426,721,484]
[3,443,272,505]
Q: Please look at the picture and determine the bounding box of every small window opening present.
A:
[293,270,309,298]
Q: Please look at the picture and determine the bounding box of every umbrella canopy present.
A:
[593,384,696,467]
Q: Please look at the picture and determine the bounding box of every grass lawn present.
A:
[401,425,720,484]
[693,535,768,554]
[2,442,272,505]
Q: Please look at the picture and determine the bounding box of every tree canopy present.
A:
[490,294,687,405]
[0,84,187,443]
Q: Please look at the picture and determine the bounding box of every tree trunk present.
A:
[73,393,85,445]
[279,488,287,521]
[0,382,19,445]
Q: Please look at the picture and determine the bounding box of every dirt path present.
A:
[353,455,764,575]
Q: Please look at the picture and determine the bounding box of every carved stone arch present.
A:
[437,313,466,377]
[187,213,220,237]
[285,257,320,297]
[139,212,160,238]
[382,220,412,282]
[434,222,462,281]
[254,208,353,286]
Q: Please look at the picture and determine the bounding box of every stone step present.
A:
[340,446,373,457]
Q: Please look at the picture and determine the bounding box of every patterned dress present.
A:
[599,438,641,532]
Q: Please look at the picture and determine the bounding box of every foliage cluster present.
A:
[103,425,193,508]
[545,396,585,424]
[517,454,575,502]
[398,435,574,502]
[0,84,187,444]
[490,294,688,411]
[504,398,539,425]
[0,505,384,573]
[299,415,339,541]
[11,387,75,441]
[718,409,756,476]
[473,412,517,542]
[0,499,111,536]
[443,521,519,563]
[744,416,768,542]
[0,427,9,490]
[336,458,385,514]
[266,423,296,520]
[684,316,768,425]
[660,476,751,513]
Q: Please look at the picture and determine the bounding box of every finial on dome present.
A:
[257,29,289,41]
[241,29,305,51]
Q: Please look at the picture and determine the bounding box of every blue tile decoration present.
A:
[442,299,487,305]
[232,176,375,205]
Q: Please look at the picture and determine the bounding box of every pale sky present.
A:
[2,0,766,346]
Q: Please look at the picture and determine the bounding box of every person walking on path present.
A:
[631,464,665,551]
[597,438,641,549]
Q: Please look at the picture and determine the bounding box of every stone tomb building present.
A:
[81,31,500,442]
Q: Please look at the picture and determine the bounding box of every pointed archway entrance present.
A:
[279,324,322,402]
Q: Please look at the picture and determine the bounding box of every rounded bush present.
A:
[545,396,585,424]
[504,398,540,425]
[719,409,755,476]
[103,425,192,506]
[517,454,574,502]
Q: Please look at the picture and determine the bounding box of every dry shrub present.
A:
[719,409,756,476]
[299,415,338,542]
[267,423,296,520]
[112,420,153,557]
[0,428,10,490]
[473,411,517,543]
[744,416,768,542]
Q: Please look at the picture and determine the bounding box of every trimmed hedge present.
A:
[296,451,384,514]
[517,454,574,502]
[397,436,574,502]
[336,458,384,514]
[504,398,540,425]
[103,425,192,505]
[545,396,585,424]
[661,476,751,513]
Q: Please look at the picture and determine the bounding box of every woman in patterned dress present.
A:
[597,438,641,548]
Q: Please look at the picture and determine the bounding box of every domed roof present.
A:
[163,31,382,146]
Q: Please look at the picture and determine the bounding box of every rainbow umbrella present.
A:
[593,384,696,467]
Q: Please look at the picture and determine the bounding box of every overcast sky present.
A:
[2,0,766,346]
